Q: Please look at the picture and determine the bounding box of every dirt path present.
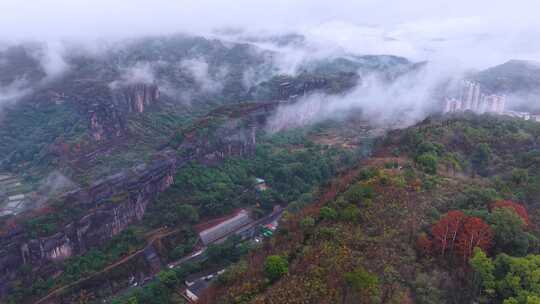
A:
[34,227,179,304]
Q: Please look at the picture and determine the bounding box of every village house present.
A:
[254,177,268,191]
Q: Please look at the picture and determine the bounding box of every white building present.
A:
[444,81,506,115]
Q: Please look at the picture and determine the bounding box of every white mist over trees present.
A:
[2,0,540,119]
[267,63,465,132]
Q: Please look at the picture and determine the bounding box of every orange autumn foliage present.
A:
[431,210,466,256]
[455,216,493,261]
[428,211,493,261]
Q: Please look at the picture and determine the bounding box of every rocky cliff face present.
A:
[0,157,175,297]
[249,72,359,102]
[0,102,271,299]
[112,83,160,114]
[41,240,167,304]
[175,102,278,163]
[89,83,160,141]
[181,119,258,163]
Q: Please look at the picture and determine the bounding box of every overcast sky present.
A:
[1,0,540,68]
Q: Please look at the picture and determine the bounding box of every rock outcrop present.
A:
[112,83,160,114]
[249,72,359,102]
[0,157,175,297]
[88,83,160,141]
[0,101,275,300]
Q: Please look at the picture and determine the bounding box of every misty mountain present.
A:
[0,44,46,87]
[473,60,540,112]
[0,34,418,186]
[2,2,540,304]
[474,60,540,93]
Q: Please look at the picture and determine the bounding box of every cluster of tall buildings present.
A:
[444,81,506,114]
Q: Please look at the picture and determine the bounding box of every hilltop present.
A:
[198,114,540,304]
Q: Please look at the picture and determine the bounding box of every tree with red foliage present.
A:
[455,217,493,261]
[431,210,466,256]
[492,200,529,226]
[429,211,494,262]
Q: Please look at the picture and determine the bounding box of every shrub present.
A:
[455,186,499,210]
[344,183,374,203]
[264,255,288,282]
[300,216,315,229]
[471,143,491,176]
[416,152,438,174]
[511,169,529,185]
[344,266,380,301]
[339,204,360,222]
[357,168,378,181]
[319,206,338,221]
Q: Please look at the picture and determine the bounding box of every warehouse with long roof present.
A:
[198,209,253,245]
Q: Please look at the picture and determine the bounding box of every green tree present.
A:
[416,141,443,156]
[412,272,444,304]
[320,206,338,221]
[527,296,540,304]
[157,270,179,288]
[344,266,380,303]
[442,152,462,175]
[344,183,374,203]
[511,169,529,185]
[489,208,530,256]
[339,204,360,222]
[472,253,540,304]
[470,247,496,299]
[416,152,438,174]
[300,216,315,229]
[456,186,499,209]
[471,143,491,176]
[264,255,289,282]
[175,204,199,224]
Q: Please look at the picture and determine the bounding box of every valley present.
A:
[1,28,540,304]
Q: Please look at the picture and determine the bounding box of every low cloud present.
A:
[241,65,274,91]
[110,61,156,88]
[505,92,540,113]
[267,62,464,132]
[0,78,32,110]
[1,1,539,126]
[34,171,78,206]
[1,1,540,70]
[0,41,70,110]
[180,57,228,93]
[35,41,69,80]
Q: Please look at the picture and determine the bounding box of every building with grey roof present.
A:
[199,209,253,245]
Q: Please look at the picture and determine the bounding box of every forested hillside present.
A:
[5,114,373,304]
[199,114,540,304]
[2,2,540,304]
